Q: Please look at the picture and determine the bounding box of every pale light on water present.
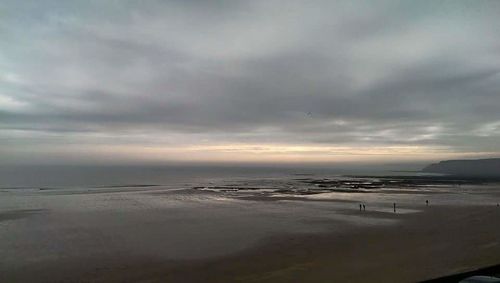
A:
[1,165,500,277]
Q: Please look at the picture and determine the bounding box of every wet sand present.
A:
[0,209,46,222]
[2,205,500,283]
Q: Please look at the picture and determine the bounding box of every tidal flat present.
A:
[1,174,500,282]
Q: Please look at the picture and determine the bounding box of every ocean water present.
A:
[0,164,339,188]
[0,164,426,188]
[1,164,499,271]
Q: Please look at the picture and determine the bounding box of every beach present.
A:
[1,173,500,282]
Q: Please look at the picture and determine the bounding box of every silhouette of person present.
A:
[360,204,362,211]
[393,203,396,213]
[363,204,366,211]
[426,200,429,206]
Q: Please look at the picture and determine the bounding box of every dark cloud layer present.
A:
[1,1,500,164]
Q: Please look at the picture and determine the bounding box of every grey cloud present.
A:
[1,0,500,163]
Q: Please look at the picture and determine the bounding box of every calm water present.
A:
[0,164,429,188]
[0,164,343,188]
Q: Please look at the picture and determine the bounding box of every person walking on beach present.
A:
[426,200,429,206]
[360,204,362,211]
[363,204,366,211]
[393,202,396,213]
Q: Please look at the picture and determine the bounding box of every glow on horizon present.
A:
[2,142,497,165]
[104,144,500,163]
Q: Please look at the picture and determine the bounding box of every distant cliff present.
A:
[423,158,500,177]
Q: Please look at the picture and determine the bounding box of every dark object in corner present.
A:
[459,276,500,283]
[422,264,500,282]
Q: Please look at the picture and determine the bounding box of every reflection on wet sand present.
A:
[1,174,500,282]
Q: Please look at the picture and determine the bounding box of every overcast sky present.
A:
[1,1,500,165]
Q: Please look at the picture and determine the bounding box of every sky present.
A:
[1,0,500,166]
